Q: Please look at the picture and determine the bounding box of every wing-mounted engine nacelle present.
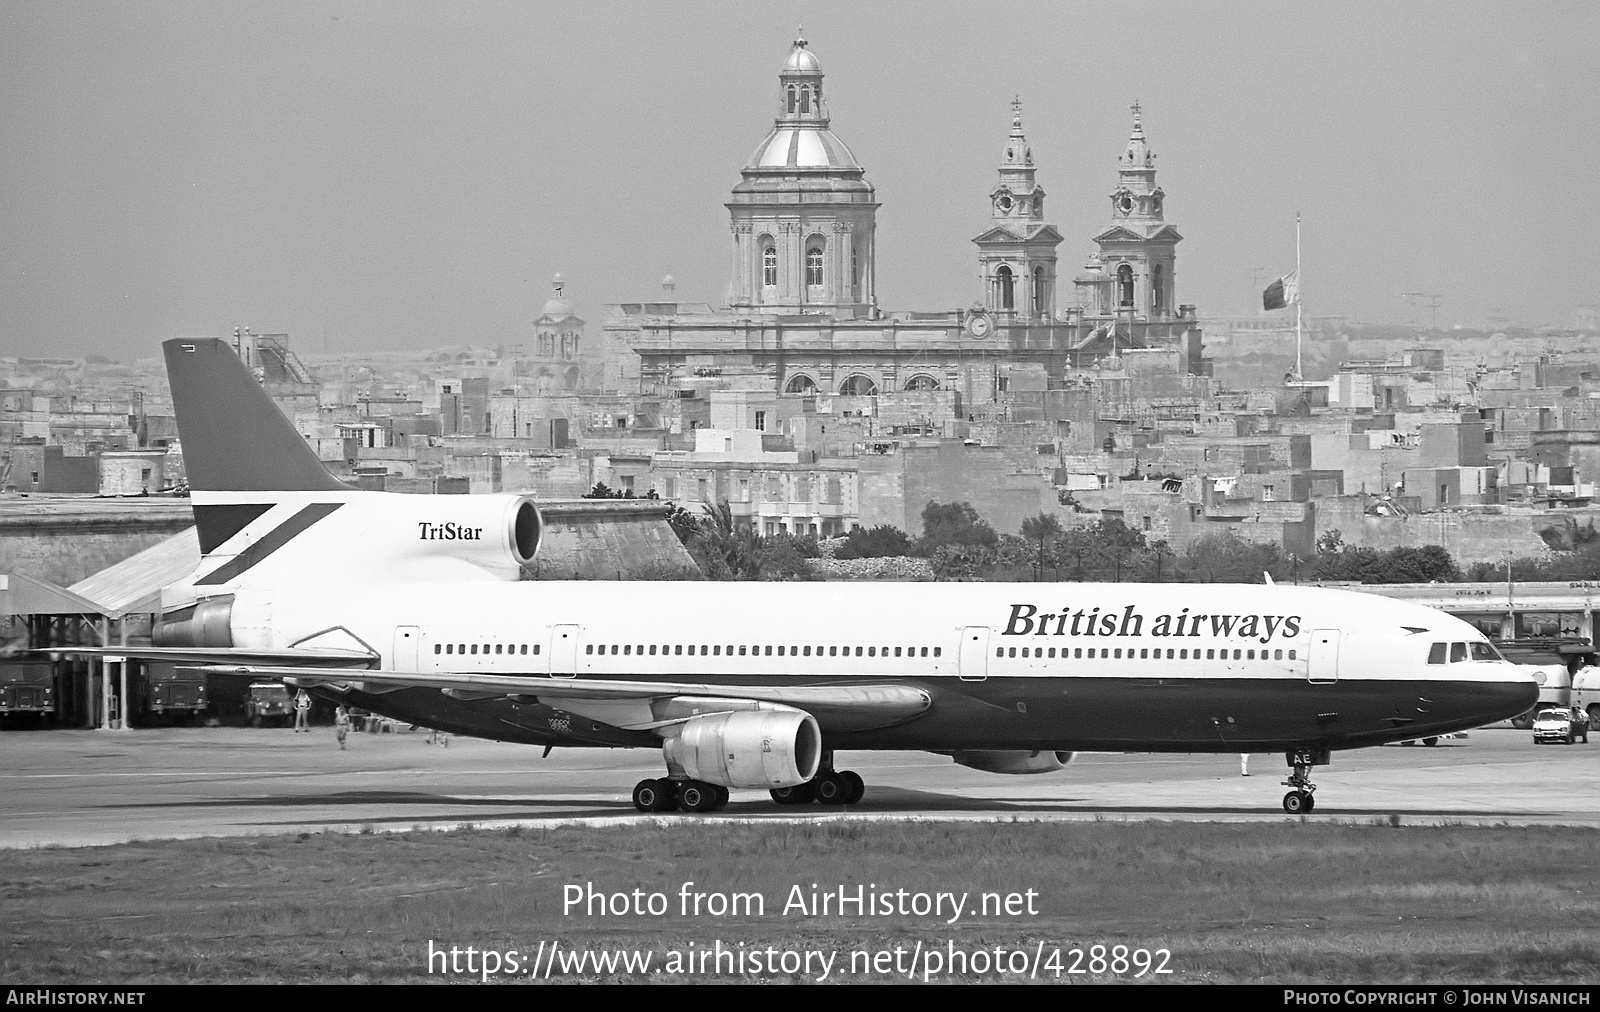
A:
[375,492,543,576]
[153,596,234,647]
[662,707,822,789]
[948,750,1075,775]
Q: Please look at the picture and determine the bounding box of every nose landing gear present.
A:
[1280,747,1329,814]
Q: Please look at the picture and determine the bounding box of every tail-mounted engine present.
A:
[663,707,822,789]
[948,750,1075,775]
[153,596,234,647]
[405,493,542,572]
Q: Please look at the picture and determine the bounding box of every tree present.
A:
[662,502,700,545]
[1020,513,1063,581]
[1310,544,1461,584]
[834,525,914,559]
[687,501,757,580]
[1315,528,1346,555]
[685,501,818,581]
[1048,517,1148,582]
[583,482,639,500]
[917,501,998,556]
[1182,530,1290,583]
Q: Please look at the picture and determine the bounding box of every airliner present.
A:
[65,339,1537,815]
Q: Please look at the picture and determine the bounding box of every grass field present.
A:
[3,820,1597,983]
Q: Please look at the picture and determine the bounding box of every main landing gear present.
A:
[770,760,865,807]
[631,778,729,814]
[1281,748,1330,814]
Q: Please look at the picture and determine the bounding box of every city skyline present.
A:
[3,1,1596,359]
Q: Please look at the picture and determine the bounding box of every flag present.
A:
[1263,270,1299,310]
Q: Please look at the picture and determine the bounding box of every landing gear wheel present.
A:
[840,770,865,805]
[770,783,814,805]
[712,785,729,810]
[678,781,719,813]
[1280,748,1326,815]
[1423,737,1440,747]
[633,778,680,813]
[814,772,851,805]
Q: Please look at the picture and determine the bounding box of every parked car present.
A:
[1532,707,1589,745]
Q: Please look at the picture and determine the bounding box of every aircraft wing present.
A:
[42,646,379,667]
[193,664,932,733]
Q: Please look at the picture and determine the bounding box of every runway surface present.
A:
[1,723,1595,847]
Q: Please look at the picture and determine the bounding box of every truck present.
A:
[0,660,55,725]
[243,682,293,727]
[140,663,208,724]
[1572,665,1600,730]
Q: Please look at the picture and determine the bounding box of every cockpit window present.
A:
[1427,643,1447,664]
[1470,642,1502,662]
[1449,642,1468,663]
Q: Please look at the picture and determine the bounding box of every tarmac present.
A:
[1,723,1596,848]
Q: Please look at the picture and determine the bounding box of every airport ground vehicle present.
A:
[139,663,208,723]
[1532,707,1589,745]
[56,339,1541,816]
[1572,665,1600,730]
[0,660,55,724]
[1506,663,1571,729]
[243,682,293,727]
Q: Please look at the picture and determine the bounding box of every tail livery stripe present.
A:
[194,503,344,586]
[193,503,275,555]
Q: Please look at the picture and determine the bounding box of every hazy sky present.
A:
[3,1,1596,359]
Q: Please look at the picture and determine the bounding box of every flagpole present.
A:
[1295,212,1303,380]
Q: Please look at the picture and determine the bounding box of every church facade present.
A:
[603,35,1206,405]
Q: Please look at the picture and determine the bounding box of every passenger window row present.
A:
[998,645,1298,661]
[433,643,540,656]
[583,644,943,659]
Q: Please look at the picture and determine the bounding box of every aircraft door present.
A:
[1308,628,1339,684]
[959,626,990,681]
[393,626,420,672]
[549,624,580,677]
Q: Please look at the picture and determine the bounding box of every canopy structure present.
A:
[68,528,200,619]
[0,571,107,618]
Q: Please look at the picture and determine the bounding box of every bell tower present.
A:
[972,99,1062,322]
[1087,100,1183,321]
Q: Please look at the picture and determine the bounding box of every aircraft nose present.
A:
[1487,675,1539,723]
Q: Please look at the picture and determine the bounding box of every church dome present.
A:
[540,272,577,319]
[782,42,822,74]
[541,296,576,319]
[748,126,861,169]
[744,34,862,171]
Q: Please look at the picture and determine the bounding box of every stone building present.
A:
[503,274,584,394]
[603,35,1209,407]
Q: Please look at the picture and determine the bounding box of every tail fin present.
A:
[165,338,346,493]
[165,338,348,554]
